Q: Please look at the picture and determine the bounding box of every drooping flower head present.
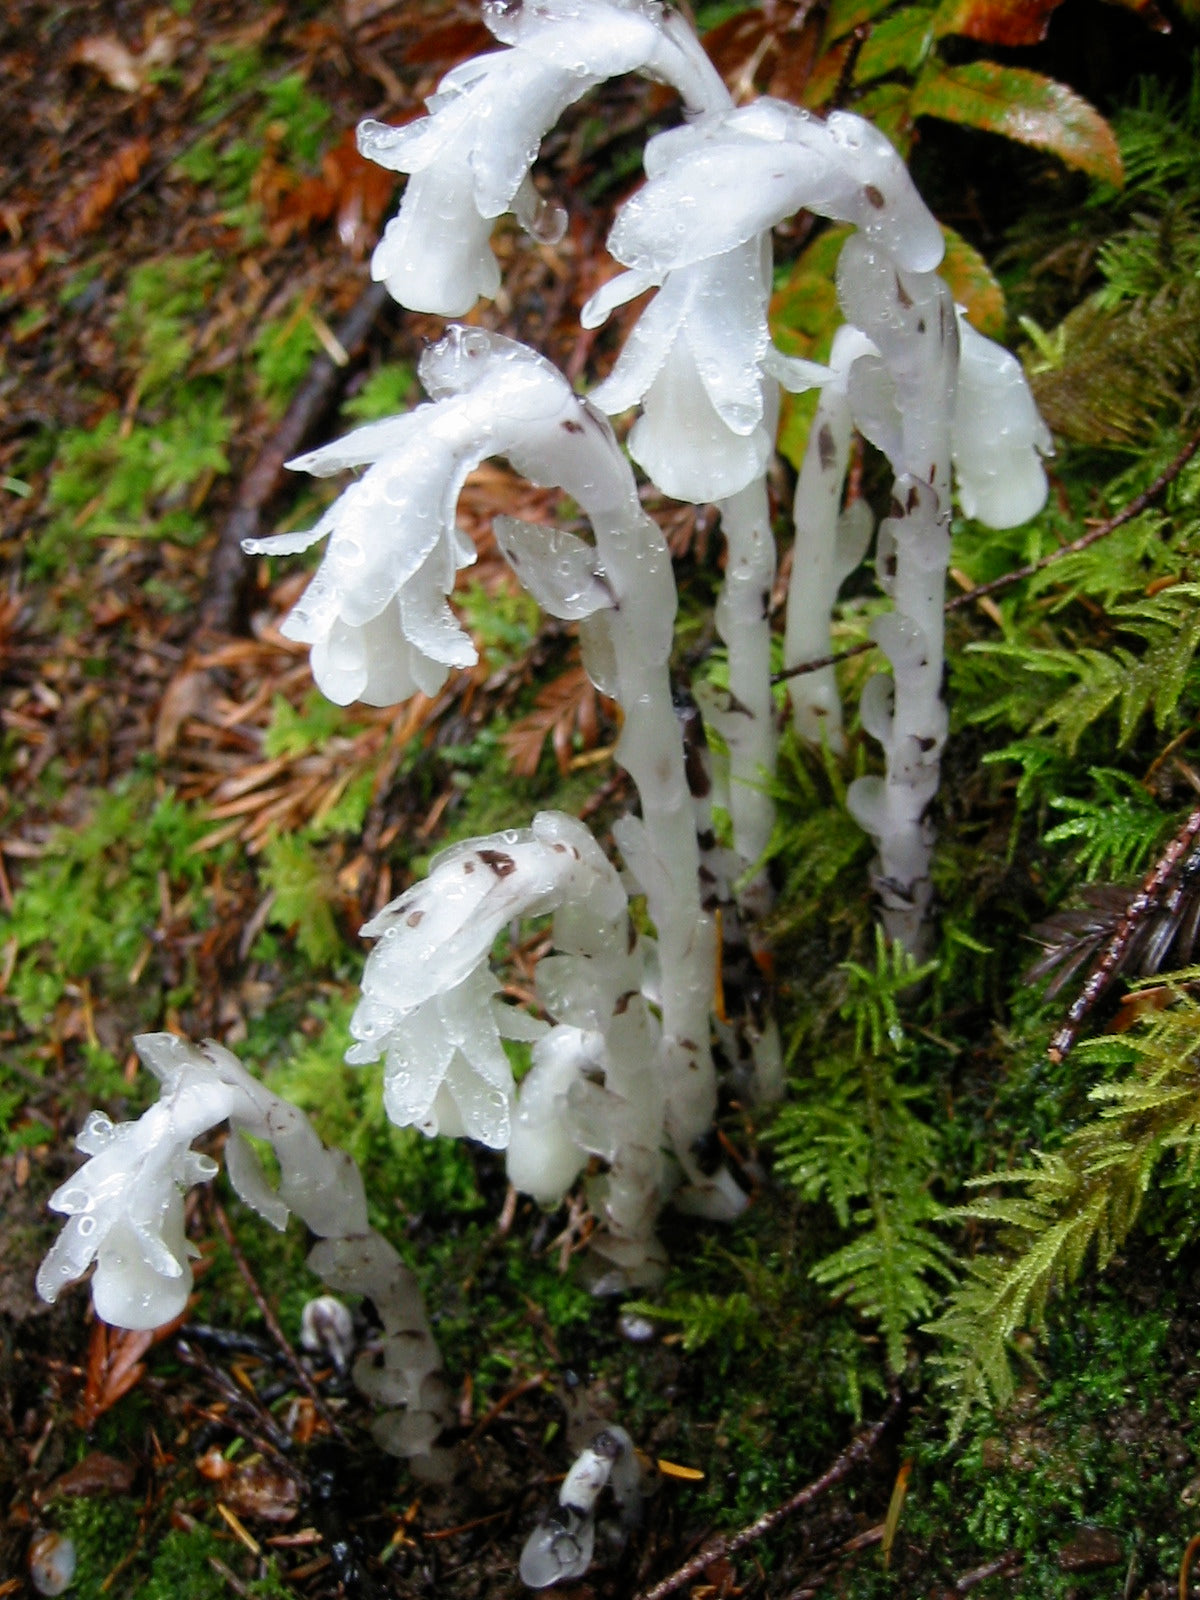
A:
[358,0,729,314]
[36,1035,368,1330]
[244,328,627,709]
[347,811,631,1150]
[833,239,1051,526]
[585,100,942,502]
[951,311,1053,528]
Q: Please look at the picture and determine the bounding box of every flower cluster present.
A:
[37,1033,369,1329]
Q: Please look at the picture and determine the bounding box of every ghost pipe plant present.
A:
[350,0,1043,956]
[345,808,674,1285]
[235,0,1049,1271]
[356,0,729,316]
[38,0,1058,1543]
[247,327,741,1252]
[781,253,1051,950]
[37,1034,455,1479]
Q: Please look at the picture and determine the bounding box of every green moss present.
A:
[57,1497,294,1600]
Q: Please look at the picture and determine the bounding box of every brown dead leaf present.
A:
[46,1451,136,1499]
[402,17,492,65]
[155,668,210,758]
[266,128,395,256]
[60,138,153,242]
[221,1460,302,1523]
[197,1447,236,1481]
[504,662,609,778]
[344,0,405,24]
[0,246,43,298]
[76,1311,189,1430]
[69,23,181,94]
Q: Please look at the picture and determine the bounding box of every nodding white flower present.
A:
[587,242,794,503]
[37,1100,209,1330]
[346,812,630,1150]
[244,328,626,709]
[36,1035,369,1330]
[952,312,1052,528]
[835,243,1050,528]
[358,0,728,315]
[608,101,944,283]
[584,99,941,501]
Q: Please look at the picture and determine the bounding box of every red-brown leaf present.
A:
[267,127,396,255]
[60,138,152,241]
[932,0,1067,46]
[503,664,610,778]
[910,61,1123,184]
[221,1461,303,1523]
[47,1451,136,1499]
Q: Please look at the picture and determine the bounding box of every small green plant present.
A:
[772,933,953,1372]
[928,984,1200,1432]
[0,779,216,1032]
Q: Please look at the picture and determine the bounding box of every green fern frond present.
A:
[1103,63,1200,206]
[773,932,947,1371]
[620,1290,763,1354]
[968,585,1200,755]
[260,832,342,966]
[981,736,1070,820]
[1029,278,1200,446]
[1043,768,1169,882]
[839,928,940,1058]
[812,1184,955,1373]
[1027,512,1181,608]
[928,991,1200,1433]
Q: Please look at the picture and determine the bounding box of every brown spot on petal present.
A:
[477,849,517,877]
[817,421,837,471]
[407,910,424,927]
[864,183,886,209]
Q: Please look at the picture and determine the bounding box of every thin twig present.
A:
[947,425,1200,613]
[632,1391,901,1600]
[174,1338,295,1461]
[956,1549,1022,1593]
[773,425,1200,684]
[1048,805,1200,1062]
[211,1199,347,1441]
[772,638,873,683]
[465,1369,548,1444]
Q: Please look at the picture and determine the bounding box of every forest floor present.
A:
[3,1,1200,1598]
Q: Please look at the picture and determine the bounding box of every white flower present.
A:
[585,99,939,501]
[358,0,728,315]
[245,328,628,709]
[834,240,1051,528]
[952,312,1052,528]
[588,243,793,503]
[37,1101,209,1329]
[608,101,943,282]
[346,811,629,1150]
[37,1034,369,1330]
